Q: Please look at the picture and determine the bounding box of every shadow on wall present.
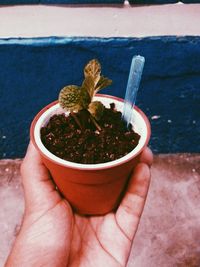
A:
[0,36,200,158]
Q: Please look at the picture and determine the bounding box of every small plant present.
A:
[59,59,112,130]
[40,58,141,164]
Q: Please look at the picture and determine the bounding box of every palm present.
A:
[24,198,133,267]
[29,198,135,267]
[68,213,132,267]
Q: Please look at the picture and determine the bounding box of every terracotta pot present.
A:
[30,94,151,215]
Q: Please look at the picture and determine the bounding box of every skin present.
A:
[5,142,153,267]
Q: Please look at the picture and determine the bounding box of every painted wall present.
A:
[0,36,200,158]
[0,4,200,38]
[0,4,199,157]
[0,0,200,4]
[0,0,195,4]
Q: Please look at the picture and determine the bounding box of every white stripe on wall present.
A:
[0,2,200,38]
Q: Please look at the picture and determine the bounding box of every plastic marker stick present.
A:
[122,55,145,127]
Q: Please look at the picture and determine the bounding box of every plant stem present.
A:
[71,112,83,130]
[89,114,101,131]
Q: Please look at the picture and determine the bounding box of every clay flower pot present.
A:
[30,94,151,215]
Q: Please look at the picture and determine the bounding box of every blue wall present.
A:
[129,0,178,3]
[41,0,124,3]
[0,0,39,4]
[0,36,200,158]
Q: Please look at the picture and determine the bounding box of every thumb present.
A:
[115,163,151,240]
[21,142,61,213]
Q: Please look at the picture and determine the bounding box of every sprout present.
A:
[84,59,101,88]
[83,59,112,97]
[88,101,105,121]
[58,59,112,129]
[59,85,90,112]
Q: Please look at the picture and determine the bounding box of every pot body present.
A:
[30,94,151,215]
[42,155,139,214]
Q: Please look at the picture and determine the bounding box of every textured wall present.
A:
[0,0,124,4]
[0,0,39,4]
[0,0,200,4]
[129,0,178,4]
[0,36,200,158]
[182,0,200,2]
[40,0,124,3]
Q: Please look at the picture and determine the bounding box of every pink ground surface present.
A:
[0,154,200,267]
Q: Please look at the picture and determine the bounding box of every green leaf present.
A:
[58,59,111,120]
[82,76,95,98]
[88,101,105,121]
[59,85,87,112]
[84,59,101,86]
[80,87,91,109]
[95,76,112,93]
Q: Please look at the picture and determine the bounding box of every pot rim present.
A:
[30,94,151,171]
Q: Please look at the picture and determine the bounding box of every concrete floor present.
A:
[0,154,200,267]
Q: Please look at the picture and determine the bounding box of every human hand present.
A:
[6,142,153,267]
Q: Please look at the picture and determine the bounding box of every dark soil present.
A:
[40,103,140,164]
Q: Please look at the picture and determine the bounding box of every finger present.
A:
[21,142,52,185]
[115,163,151,240]
[138,147,153,167]
[21,142,60,208]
